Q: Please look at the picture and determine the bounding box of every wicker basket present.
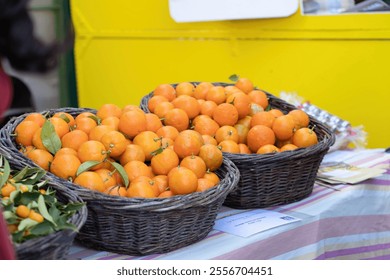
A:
[140,82,335,209]
[0,146,88,260]
[0,108,240,255]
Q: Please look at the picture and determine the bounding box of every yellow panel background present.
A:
[70,0,390,148]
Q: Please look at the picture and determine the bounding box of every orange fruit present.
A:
[24,113,46,127]
[16,205,31,218]
[224,85,243,98]
[96,103,122,120]
[272,115,295,141]
[15,120,40,147]
[235,77,254,94]
[126,181,156,198]
[163,108,189,132]
[124,160,154,182]
[212,103,239,127]
[238,143,251,154]
[215,125,238,144]
[61,129,89,151]
[100,130,127,157]
[193,82,213,100]
[151,175,169,196]
[153,101,175,119]
[203,171,220,185]
[28,210,44,223]
[1,183,16,197]
[53,112,76,128]
[77,140,107,167]
[218,139,240,153]
[175,82,195,96]
[150,147,179,175]
[145,113,163,132]
[122,104,144,114]
[132,131,161,161]
[196,178,215,192]
[26,148,54,171]
[168,166,198,195]
[88,125,114,142]
[75,116,97,135]
[201,135,218,146]
[31,128,48,151]
[156,125,179,141]
[292,127,318,148]
[49,117,70,138]
[158,190,174,198]
[250,111,275,128]
[248,90,269,109]
[55,147,78,157]
[269,109,284,118]
[288,109,310,129]
[147,95,169,113]
[226,91,251,119]
[248,102,265,116]
[74,171,105,192]
[153,83,176,101]
[256,144,280,154]
[198,144,223,171]
[74,111,95,122]
[234,123,249,144]
[180,155,207,178]
[19,145,35,155]
[171,95,200,119]
[95,168,117,190]
[200,100,218,117]
[192,115,219,137]
[173,130,204,159]
[119,144,146,165]
[237,116,252,128]
[50,154,81,181]
[104,186,127,197]
[101,116,120,131]
[280,143,298,152]
[247,125,276,153]
[118,110,147,139]
[206,86,226,104]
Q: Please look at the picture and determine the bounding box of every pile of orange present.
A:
[13,106,223,198]
[148,76,318,155]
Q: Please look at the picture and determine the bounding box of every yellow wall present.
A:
[70,0,390,148]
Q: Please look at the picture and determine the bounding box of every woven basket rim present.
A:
[0,108,240,212]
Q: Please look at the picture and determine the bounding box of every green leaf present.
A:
[228,74,239,82]
[18,218,39,231]
[0,156,11,187]
[38,195,56,225]
[11,166,29,182]
[56,113,70,124]
[60,202,84,213]
[76,160,101,176]
[88,115,101,125]
[41,120,62,154]
[110,161,129,187]
[29,221,55,236]
[17,192,40,206]
[48,204,61,222]
[2,210,17,220]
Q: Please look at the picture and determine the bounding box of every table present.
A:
[67,149,390,260]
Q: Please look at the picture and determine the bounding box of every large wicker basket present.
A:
[0,146,88,260]
[0,108,240,255]
[140,82,335,209]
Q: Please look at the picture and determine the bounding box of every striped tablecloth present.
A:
[67,149,390,260]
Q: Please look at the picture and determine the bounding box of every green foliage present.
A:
[0,156,84,244]
[41,120,62,154]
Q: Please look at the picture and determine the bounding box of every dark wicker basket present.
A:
[0,146,88,260]
[140,82,335,209]
[0,108,240,255]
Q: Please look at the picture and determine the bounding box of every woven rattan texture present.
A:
[141,83,335,209]
[0,146,88,260]
[0,108,240,255]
